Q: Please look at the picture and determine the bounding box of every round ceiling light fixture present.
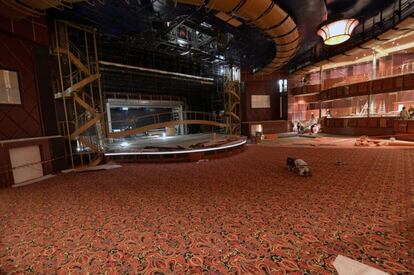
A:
[317,19,359,46]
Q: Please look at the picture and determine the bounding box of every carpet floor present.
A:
[0,146,413,274]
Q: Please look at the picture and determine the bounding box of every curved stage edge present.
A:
[104,138,247,163]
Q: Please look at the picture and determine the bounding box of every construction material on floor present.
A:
[61,163,122,173]
[355,136,414,147]
[333,255,389,275]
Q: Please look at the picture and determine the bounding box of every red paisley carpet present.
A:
[0,146,413,274]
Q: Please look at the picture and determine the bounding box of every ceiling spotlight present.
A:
[216,55,225,60]
[317,19,359,46]
[176,38,188,46]
[120,142,129,147]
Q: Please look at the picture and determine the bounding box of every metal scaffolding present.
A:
[53,20,105,169]
[224,80,241,135]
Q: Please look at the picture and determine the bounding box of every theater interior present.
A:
[0,0,413,273]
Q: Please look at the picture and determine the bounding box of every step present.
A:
[56,48,90,75]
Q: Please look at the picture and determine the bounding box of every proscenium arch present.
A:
[177,0,300,74]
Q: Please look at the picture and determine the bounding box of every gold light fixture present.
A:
[317,19,359,46]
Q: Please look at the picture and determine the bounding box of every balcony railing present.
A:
[292,62,414,95]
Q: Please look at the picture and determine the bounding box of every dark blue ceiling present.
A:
[326,0,395,18]
[277,0,396,55]
[51,0,398,71]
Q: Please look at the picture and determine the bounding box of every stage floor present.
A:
[105,133,244,153]
[103,133,246,162]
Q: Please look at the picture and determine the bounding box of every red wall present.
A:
[0,16,49,46]
[0,16,67,187]
[242,71,287,122]
[0,32,43,139]
[243,79,280,121]
[0,16,51,140]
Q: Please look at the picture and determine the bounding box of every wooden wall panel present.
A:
[358,82,368,94]
[357,118,369,128]
[324,117,395,136]
[395,76,403,90]
[0,32,42,140]
[367,118,379,128]
[403,73,414,90]
[407,121,414,133]
[242,79,282,122]
[382,78,394,92]
[33,44,58,136]
[242,120,288,136]
[371,79,382,93]
[349,84,358,96]
[334,119,344,128]
[347,119,357,127]
[0,14,54,141]
[0,16,48,46]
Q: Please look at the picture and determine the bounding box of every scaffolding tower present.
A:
[224,80,241,135]
[53,20,105,169]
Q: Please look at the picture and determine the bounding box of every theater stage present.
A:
[104,133,246,162]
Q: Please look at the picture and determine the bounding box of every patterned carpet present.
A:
[0,146,413,274]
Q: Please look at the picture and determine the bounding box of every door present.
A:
[9,145,43,185]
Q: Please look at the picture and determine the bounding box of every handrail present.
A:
[293,62,414,92]
[110,110,225,134]
[69,41,88,64]
[111,111,221,125]
[108,120,227,139]
[105,91,186,102]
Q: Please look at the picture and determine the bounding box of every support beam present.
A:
[73,93,96,114]
[78,136,99,152]
[99,61,214,83]
[64,74,101,94]
[56,48,90,75]
[70,113,102,140]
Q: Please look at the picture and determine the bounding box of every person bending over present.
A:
[400,106,410,120]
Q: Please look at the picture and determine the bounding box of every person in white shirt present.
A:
[309,113,318,134]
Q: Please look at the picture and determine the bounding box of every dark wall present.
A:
[33,44,58,136]
[0,32,43,140]
[0,16,67,187]
[101,69,215,112]
[0,16,57,140]
[241,70,288,122]
[0,16,49,46]
[242,79,284,122]
[98,34,218,113]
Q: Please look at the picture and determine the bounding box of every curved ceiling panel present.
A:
[177,0,300,73]
[277,0,327,55]
[0,0,88,19]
